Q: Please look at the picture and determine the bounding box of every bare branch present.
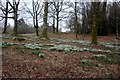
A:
[0,17,4,21]
[22,0,33,16]
[37,3,44,15]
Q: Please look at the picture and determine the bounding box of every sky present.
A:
[0,0,120,32]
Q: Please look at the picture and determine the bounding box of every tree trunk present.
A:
[41,1,49,39]
[35,11,39,36]
[75,2,78,39]
[52,15,55,33]
[41,27,49,39]
[35,27,38,36]
[116,17,119,38]
[32,1,39,36]
[3,2,8,34]
[13,8,18,36]
[91,2,100,45]
[12,1,20,36]
[99,0,107,36]
[92,15,98,44]
[56,12,59,33]
[113,3,119,38]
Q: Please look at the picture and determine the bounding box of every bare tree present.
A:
[65,1,81,39]
[0,1,8,34]
[8,0,20,36]
[74,1,78,39]
[49,2,56,33]
[23,0,43,36]
[0,0,20,36]
[0,0,13,34]
[49,1,70,33]
[53,1,63,33]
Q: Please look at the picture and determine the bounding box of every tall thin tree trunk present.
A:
[32,0,39,36]
[56,13,59,33]
[3,2,8,34]
[75,2,78,39]
[7,0,20,36]
[99,0,107,36]
[52,15,55,33]
[12,1,20,36]
[33,19,36,35]
[43,2,48,28]
[91,2,100,44]
[13,8,18,36]
[116,17,119,38]
[41,1,49,39]
[35,11,39,36]
[113,3,119,38]
[35,27,38,36]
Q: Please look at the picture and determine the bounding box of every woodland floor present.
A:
[0,33,120,79]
